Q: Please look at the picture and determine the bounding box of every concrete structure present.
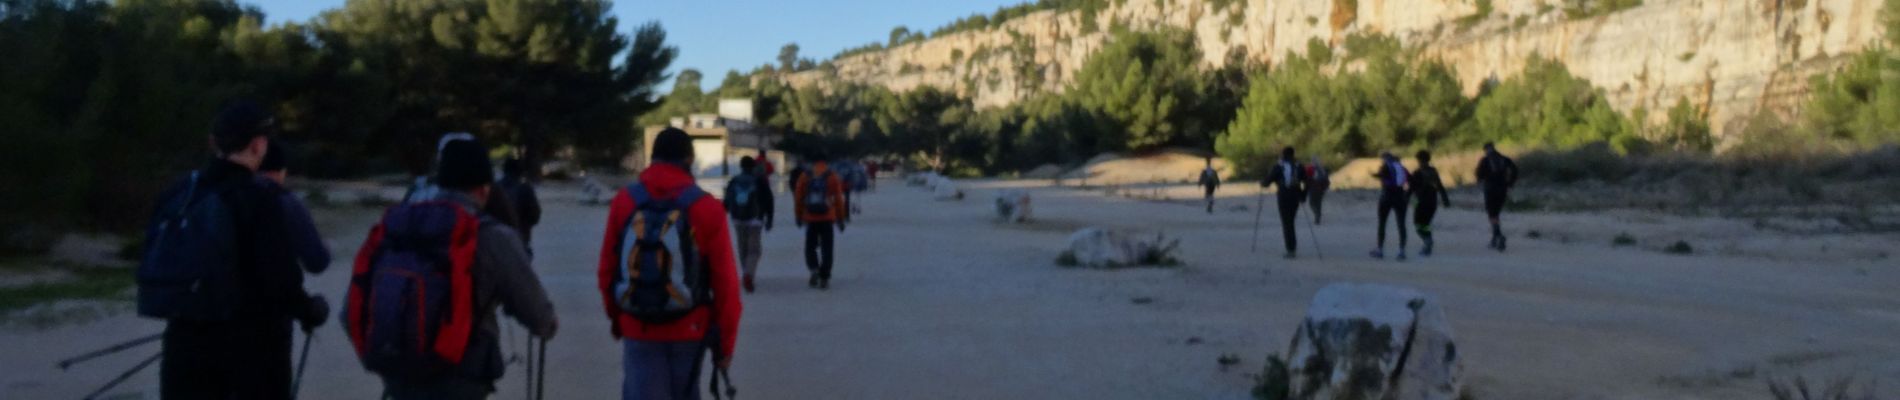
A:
[635,99,787,177]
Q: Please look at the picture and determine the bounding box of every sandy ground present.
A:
[4,177,1898,399]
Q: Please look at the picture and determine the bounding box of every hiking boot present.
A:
[1421,240,1434,257]
[1497,237,1508,252]
[744,274,757,293]
[1397,251,1407,262]
[1369,249,1385,259]
[808,274,819,288]
[818,278,830,290]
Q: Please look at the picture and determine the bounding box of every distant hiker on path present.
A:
[726,156,775,293]
[500,158,543,252]
[1260,147,1306,258]
[1476,142,1520,252]
[1199,158,1220,214]
[795,152,849,289]
[597,128,743,399]
[1305,156,1330,225]
[1410,150,1452,257]
[140,101,328,399]
[1371,152,1411,260]
[351,138,557,400]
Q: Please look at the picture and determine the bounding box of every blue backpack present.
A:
[612,184,710,323]
[725,175,764,221]
[803,172,834,215]
[137,171,241,321]
[345,201,482,379]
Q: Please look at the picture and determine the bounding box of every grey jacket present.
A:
[405,190,557,384]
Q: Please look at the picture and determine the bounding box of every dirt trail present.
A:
[4,178,1897,399]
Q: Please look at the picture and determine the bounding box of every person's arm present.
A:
[1435,171,1451,204]
[1260,165,1277,189]
[1505,158,1520,187]
[480,225,557,338]
[689,199,743,366]
[279,193,331,274]
[596,189,635,338]
[249,185,313,322]
[722,180,737,217]
[759,175,776,230]
[1475,160,1491,185]
[792,175,809,225]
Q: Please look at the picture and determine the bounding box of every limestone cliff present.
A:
[786,0,1885,139]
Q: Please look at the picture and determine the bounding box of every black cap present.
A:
[260,141,289,172]
[651,127,693,164]
[212,100,276,154]
[436,138,494,190]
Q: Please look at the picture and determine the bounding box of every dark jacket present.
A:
[725,172,775,226]
[380,190,558,384]
[1376,160,1411,201]
[260,179,330,274]
[152,159,307,319]
[1476,153,1519,193]
[498,177,541,246]
[1409,165,1451,206]
[1261,160,1305,201]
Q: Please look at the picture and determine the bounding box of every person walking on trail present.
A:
[258,142,331,275]
[1371,152,1411,261]
[726,156,775,293]
[1409,150,1452,257]
[597,127,743,399]
[1199,158,1221,214]
[795,152,849,289]
[1475,142,1520,252]
[138,101,329,399]
[402,133,523,230]
[1259,147,1306,259]
[1304,156,1331,225]
[499,158,543,252]
[350,138,558,400]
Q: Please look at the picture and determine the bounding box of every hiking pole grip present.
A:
[81,351,160,400]
[58,333,162,370]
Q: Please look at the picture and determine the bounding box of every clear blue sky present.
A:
[245,0,1025,92]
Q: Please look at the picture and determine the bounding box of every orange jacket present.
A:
[793,162,848,223]
[596,163,742,359]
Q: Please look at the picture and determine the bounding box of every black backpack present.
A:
[803,172,834,215]
[137,171,242,321]
[726,175,764,221]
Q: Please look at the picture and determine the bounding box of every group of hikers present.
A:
[1201,144,1520,261]
[129,100,871,399]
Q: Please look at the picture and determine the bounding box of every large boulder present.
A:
[1283,283,1462,400]
[1061,228,1180,268]
[994,190,1032,222]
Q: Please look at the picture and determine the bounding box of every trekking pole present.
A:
[81,351,160,400]
[524,335,535,400]
[292,332,314,399]
[57,333,162,370]
[535,337,548,400]
[1250,189,1265,253]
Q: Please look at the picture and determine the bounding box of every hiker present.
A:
[787,160,809,195]
[402,133,522,230]
[596,127,743,399]
[1410,150,1452,257]
[758,150,776,176]
[1199,158,1220,214]
[1475,142,1520,252]
[1304,156,1331,225]
[865,159,879,191]
[795,152,848,289]
[499,158,543,251]
[139,101,328,399]
[726,156,775,293]
[1259,147,1305,258]
[349,137,558,400]
[1371,152,1411,260]
[258,142,330,274]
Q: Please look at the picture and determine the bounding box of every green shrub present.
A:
[1612,232,1636,246]
[1665,240,1693,254]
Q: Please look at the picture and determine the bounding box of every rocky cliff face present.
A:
[787,0,1884,139]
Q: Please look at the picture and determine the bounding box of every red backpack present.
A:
[345,201,481,379]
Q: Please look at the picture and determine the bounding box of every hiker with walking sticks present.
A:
[135,101,329,399]
[599,128,745,399]
[1260,147,1307,259]
[345,136,558,399]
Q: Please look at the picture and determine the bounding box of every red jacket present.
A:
[597,163,742,359]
